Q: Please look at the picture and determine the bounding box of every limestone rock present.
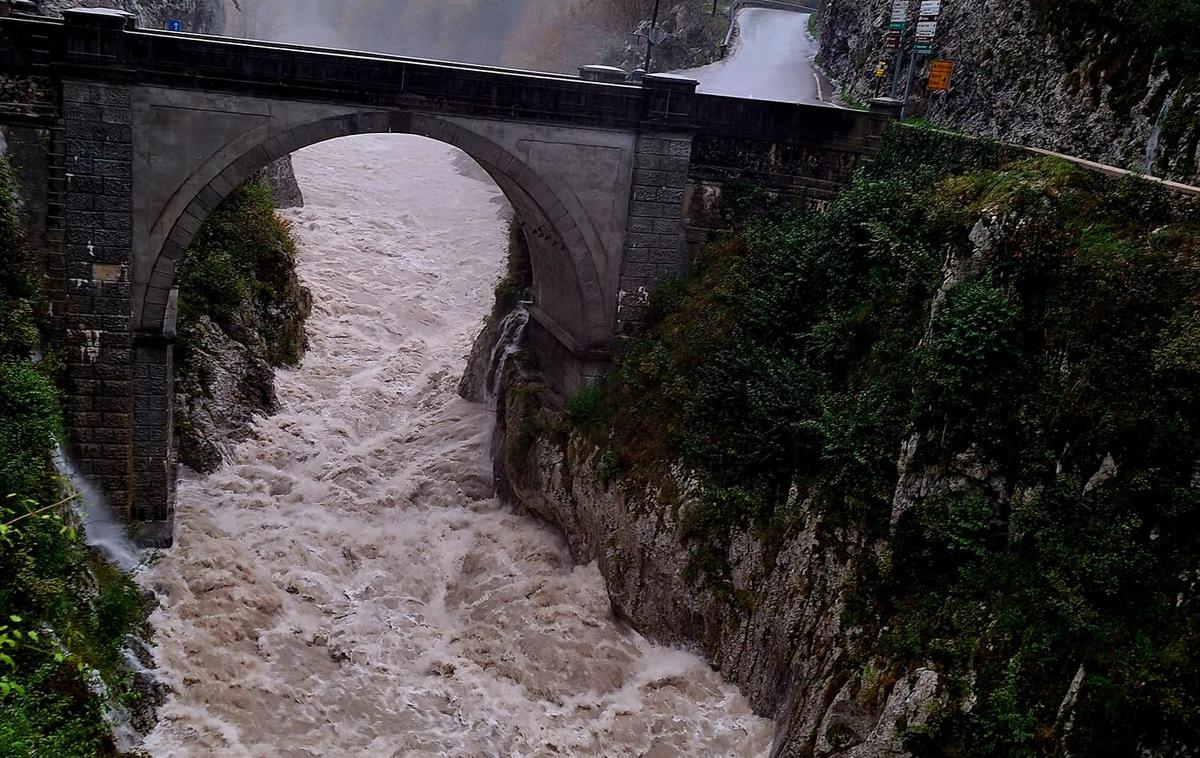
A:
[262,155,304,209]
[174,313,276,472]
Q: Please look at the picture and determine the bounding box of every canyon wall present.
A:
[819,0,1200,186]
[486,127,1200,756]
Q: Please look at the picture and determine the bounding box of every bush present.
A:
[178,174,306,365]
[565,384,605,426]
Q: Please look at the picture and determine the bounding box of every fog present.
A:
[225,0,583,70]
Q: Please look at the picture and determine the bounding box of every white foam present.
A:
[141,134,772,756]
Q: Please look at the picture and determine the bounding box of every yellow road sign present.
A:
[928,59,954,90]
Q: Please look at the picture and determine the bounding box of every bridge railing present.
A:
[0,9,886,143]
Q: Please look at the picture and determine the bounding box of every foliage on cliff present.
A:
[1033,0,1200,67]
[174,172,310,472]
[177,173,308,367]
[0,155,146,756]
[596,127,1200,755]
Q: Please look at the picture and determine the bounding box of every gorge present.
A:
[0,1,1198,756]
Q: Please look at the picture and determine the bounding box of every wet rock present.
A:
[175,313,277,472]
[607,2,723,72]
[262,155,304,209]
[492,364,900,757]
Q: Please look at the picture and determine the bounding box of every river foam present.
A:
[141,134,772,757]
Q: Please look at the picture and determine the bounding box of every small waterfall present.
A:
[1145,88,1177,176]
[51,445,142,572]
[485,303,529,405]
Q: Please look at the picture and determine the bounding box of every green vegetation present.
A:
[1032,0,1200,66]
[591,125,1200,754]
[178,174,307,366]
[492,216,533,321]
[0,155,147,755]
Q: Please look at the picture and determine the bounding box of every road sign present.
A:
[884,30,902,49]
[166,18,181,31]
[890,0,907,29]
[916,21,938,37]
[874,60,888,78]
[928,59,954,90]
[920,1,942,16]
[915,42,934,54]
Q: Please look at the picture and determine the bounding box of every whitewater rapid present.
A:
[142,134,772,756]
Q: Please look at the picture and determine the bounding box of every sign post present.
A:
[903,0,943,116]
[887,0,908,97]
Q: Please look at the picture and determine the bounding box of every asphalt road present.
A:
[673,7,835,105]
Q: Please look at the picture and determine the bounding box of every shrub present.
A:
[565,384,605,427]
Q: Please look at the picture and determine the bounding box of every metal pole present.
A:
[888,30,905,98]
[644,0,662,73]
[900,49,917,118]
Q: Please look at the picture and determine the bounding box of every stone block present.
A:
[629,217,654,233]
[101,108,132,125]
[629,200,668,218]
[67,103,104,122]
[67,175,104,194]
[101,212,130,231]
[98,396,133,414]
[68,210,103,229]
[98,87,131,108]
[66,193,95,211]
[93,229,131,246]
[95,194,131,213]
[102,178,131,196]
[665,140,692,158]
[101,412,132,428]
[63,82,102,104]
[91,263,124,282]
[94,159,131,179]
[100,142,132,161]
[626,232,657,249]
[69,411,101,428]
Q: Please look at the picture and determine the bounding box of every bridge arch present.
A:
[138,110,610,348]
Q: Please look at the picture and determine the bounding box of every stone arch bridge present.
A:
[0,8,891,544]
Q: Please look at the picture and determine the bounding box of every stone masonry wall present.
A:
[62,79,136,521]
[615,133,691,337]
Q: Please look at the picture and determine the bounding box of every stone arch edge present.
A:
[137,110,609,343]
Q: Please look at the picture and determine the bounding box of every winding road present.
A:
[674,7,834,105]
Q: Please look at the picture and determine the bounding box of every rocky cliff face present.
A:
[262,155,304,209]
[174,173,310,472]
[494,369,942,758]
[34,0,223,32]
[819,0,1200,186]
[603,1,724,73]
[482,128,1200,756]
